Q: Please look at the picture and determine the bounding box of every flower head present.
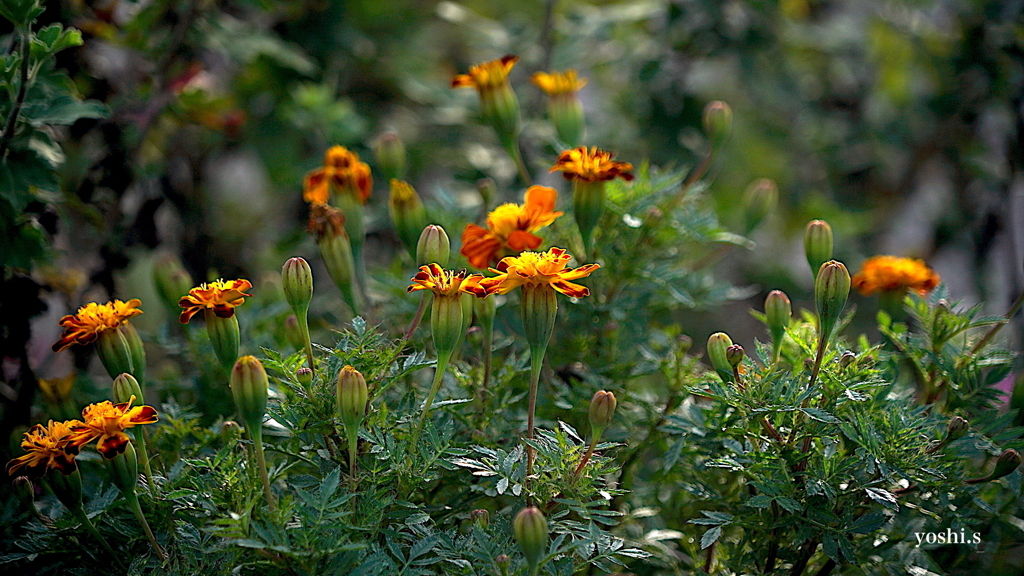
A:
[550,147,634,183]
[303,145,373,205]
[851,256,940,296]
[307,202,348,240]
[6,420,82,478]
[452,55,519,93]
[38,373,76,405]
[476,247,599,298]
[52,299,143,353]
[408,264,484,298]
[461,186,563,269]
[531,70,587,97]
[178,279,253,324]
[70,397,158,458]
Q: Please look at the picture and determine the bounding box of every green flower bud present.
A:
[548,93,585,147]
[991,449,1022,480]
[495,555,510,570]
[317,230,359,314]
[416,225,450,267]
[804,220,834,279]
[108,439,139,490]
[726,344,745,368]
[206,311,241,370]
[677,334,693,356]
[764,290,791,353]
[702,100,732,145]
[815,260,851,342]
[476,178,496,211]
[470,508,490,528]
[12,475,34,510]
[742,178,778,233]
[514,506,548,575]
[707,332,734,383]
[112,373,144,405]
[839,350,856,369]
[120,323,147,387]
[282,257,313,315]
[589,390,617,436]
[221,420,243,443]
[946,416,969,442]
[153,254,193,312]
[336,365,368,432]
[482,83,522,150]
[230,356,269,437]
[373,132,407,181]
[389,180,429,257]
[95,327,135,383]
[296,367,313,387]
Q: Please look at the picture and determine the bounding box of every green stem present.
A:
[134,428,156,494]
[124,490,166,561]
[404,293,429,341]
[505,138,532,186]
[967,288,1024,358]
[526,344,547,478]
[480,326,493,410]
[0,27,29,159]
[347,430,359,483]
[251,434,277,512]
[297,313,315,371]
[69,506,122,566]
[414,349,453,443]
[573,437,599,477]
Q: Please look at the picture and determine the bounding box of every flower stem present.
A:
[404,293,428,341]
[296,313,315,372]
[134,428,156,494]
[573,437,598,477]
[414,349,453,444]
[347,430,359,484]
[69,506,123,566]
[505,139,533,186]
[251,435,277,512]
[123,489,166,561]
[526,344,547,478]
[967,288,1024,357]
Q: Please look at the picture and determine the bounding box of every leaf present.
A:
[26,97,107,126]
[700,526,721,549]
[865,487,899,511]
[745,495,773,509]
[775,497,803,514]
[801,407,841,423]
[848,512,887,534]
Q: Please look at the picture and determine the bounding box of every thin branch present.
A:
[0,28,31,159]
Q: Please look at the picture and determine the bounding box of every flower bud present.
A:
[804,220,834,279]
[514,507,548,573]
[470,508,490,528]
[230,356,269,436]
[742,178,778,233]
[153,254,193,312]
[95,328,135,383]
[373,132,407,181]
[726,344,745,368]
[336,365,368,432]
[473,292,496,334]
[547,92,585,147]
[281,257,313,316]
[839,350,856,369]
[120,323,147,387]
[317,229,359,314]
[106,439,140,496]
[112,373,144,405]
[416,225,450,267]
[495,555,510,570]
[946,416,969,442]
[206,311,241,370]
[702,100,732,145]
[589,390,617,435]
[431,292,465,356]
[677,334,693,356]
[284,315,304,348]
[764,290,791,351]
[991,449,1022,481]
[389,180,429,257]
[815,260,851,342]
[476,178,496,211]
[296,367,313,387]
[707,332,734,383]
[221,420,243,443]
[12,476,34,510]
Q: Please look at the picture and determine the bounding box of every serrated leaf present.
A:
[848,512,887,534]
[801,407,840,423]
[700,526,721,549]
[865,487,899,511]
[775,497,803,513]
[745,495,773,509]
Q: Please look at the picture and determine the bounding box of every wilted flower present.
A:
[6,420,83,478]
[178,279,253,324]
[51,299,143,352]
[851,255,940,296]
[460,186,563,269]
[69,397,158,459]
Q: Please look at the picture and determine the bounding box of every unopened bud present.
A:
[742,178,778,233]
[677,334,693,355]
[839,351,856,369]
[336,365,368,432]
[153,254,193,311]
[815,260,851,342]
[946,416,969,442]
[470,508,490,528]
[992,449,1022,480]
[764,290,791,354]
[514,507,548,573]
[373,132,407,181]
[416,225,450,267]
[589,390,617,435]
[284,315,304,348]
[12,476,34,509]
[296,367,313,387]
[804,220,834,278]
[206,312,241,370]
[495,555,511,569]
[282,257,313,315]
[229,356,269,436]
[112,373,144,405]
[477,178,496,210]
[702,100,732,145]
[725,344,745,368]
[389,180,429,257]
[707,332,734,383]
[221,420,243,443]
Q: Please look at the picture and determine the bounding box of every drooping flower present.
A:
[303,145,373,205]
[451,55,519,93]
[407,264,484,298]
[178,279,253,324]
[461,186,563,269]
[531,70,587,97]
[851,256,940,296]
[476,247,599,298]
[69,397,158,459]
[51,299,143,352]
[6,420,83,478]
[550,146,634,183]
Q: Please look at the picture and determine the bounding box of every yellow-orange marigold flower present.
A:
[70,396,159,459]
[851,256,940,296]
[408,264,484,298]
[531,70,587,97]
[452,55,519,92]
[178,279,253,324]
[52,299,143,353]
[461,186,564,269]
[303,145,373,204]
[6,419,82,478]
[476,247,599,298]
[550,146,634,183]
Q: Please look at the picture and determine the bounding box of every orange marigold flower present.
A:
[550,146,634,183]
[851,256,940,296]
[452,55,519,93]
[70,396,159,459]
[178,279,253,324]
[52,299,143,353]
[531,70,587,97]
[461,186,564,269]
[303,145,373,205]
[6,420,83,478]
[408,264,484,298]
[476,247,599,298]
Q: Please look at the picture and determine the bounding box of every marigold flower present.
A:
[308,202,347,240]
[303,145,373,205]
[461,186,564,269]
[178,279,253,324]
[51,299,143,353]
[531,70,587,97]
[407,264,484,298]
[451,55,519,92]
[550,146,634,183]
[70,397,158,459]
[38,373,76,406]
[476,247,599,298]
[6,420,82,478]
[851,256,940,296]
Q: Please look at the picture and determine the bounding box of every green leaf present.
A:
[801,407,841,423]
[864,487,899,511]
[24,96,108,126]
[700,526,721,549]
[0,0,43,27]
[848,512,887,534]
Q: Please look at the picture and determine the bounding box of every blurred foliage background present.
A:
[2,0,1022,464]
